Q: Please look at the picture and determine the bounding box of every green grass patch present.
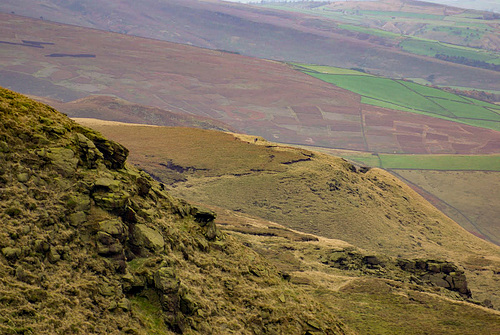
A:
[295,65,500,131]
[424,25,484,41]
[397,80,471,102]
[131,295,172,334]
[338,23,401,39]
[399,39,499,64]
[429,98,500,121]
[293,63,372,76]
[339,152,500,171]
[357,10,445,20]
[379,154,500,171]
[310,74,450,115]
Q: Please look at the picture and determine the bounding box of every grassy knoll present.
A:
[296,64,500,131]
[258,144,500,247]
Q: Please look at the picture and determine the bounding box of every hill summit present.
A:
[0,87,349,334]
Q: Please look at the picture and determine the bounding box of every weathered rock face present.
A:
[76,125,129,169]
[191,206,217,241]
[321,248,388,272]
[322,248,471,298]
[131,224,165,255]
[398,259,471,297]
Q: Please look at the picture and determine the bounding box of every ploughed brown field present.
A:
[1,12,499,155]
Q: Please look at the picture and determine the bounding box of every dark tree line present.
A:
[435,54,500,72]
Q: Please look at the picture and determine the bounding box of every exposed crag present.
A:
[0,87,350,334]
[321,248,471,298]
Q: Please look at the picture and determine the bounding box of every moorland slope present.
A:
[74,120,500,311]
[0,87,353,334]
[1,0,498,90]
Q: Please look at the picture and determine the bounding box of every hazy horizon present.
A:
[224,0,499,13]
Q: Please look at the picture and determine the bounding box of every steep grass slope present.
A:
[0,87,351,334]
[75,122,500,310]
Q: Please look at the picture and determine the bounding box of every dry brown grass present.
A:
[75,122,500,312]
[0,88,352,334]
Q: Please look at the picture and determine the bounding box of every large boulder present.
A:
[131,224,165,255]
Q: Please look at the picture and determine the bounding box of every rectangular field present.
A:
[295,64,500,132]
[379,154,500,171]
[341,153,500,171]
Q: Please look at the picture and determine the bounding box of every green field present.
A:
[398,80,470,102]
[296,64,500,131]
[337,23,402,39]
[430,98,500,120]
[424,25,485,41]
[341,153,500,171]
[400,39,500,64]
[292,63,373,76]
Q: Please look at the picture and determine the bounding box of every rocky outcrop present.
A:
[398,259,471,297]
[322,248,471,298]
[76,125,129,169]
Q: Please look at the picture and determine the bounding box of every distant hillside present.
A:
[1,13,499,156]
[34,95,233,131]
[414,0,500,13]
[0,0,498,90]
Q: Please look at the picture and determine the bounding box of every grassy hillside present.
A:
[260,0,500,55]
[208,205,500,335]
[0,87,354,334]
[74,121,500,312]
[284,144,500,248]
[393,170,500,246]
